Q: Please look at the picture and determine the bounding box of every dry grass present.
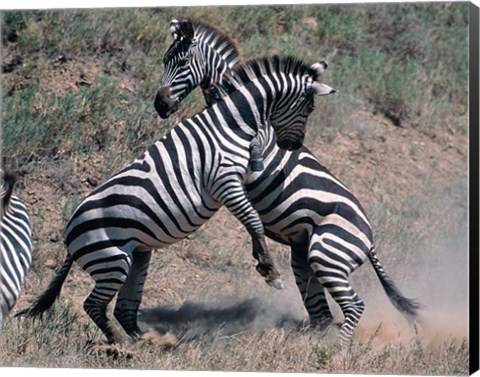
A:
[0,299,469,374]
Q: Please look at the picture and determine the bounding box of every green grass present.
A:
[2,3,469,170]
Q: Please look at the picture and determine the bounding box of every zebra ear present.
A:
[169,19,194,42]
[180,21,195,41]
[307,60,335,96]
[170,19,181,40]
[307,82,336,96]
[309,60,328,77]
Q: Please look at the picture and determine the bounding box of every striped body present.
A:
[21,56,331,343]
[1,169,33,327]
[66,110,252,256]
[246,129,372,246]
[155,19,419,346]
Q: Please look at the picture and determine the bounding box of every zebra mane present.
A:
[219,56,315,95]
[191,19,242,67]
[1,167,17,212]
[168,18,241,69]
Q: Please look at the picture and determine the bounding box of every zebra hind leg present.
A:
[334,287,365,346]
[82,251,132,344]
[113,250,152,340]
[313,269,365,347]
[291,244,333,330]
[308,234,366,347]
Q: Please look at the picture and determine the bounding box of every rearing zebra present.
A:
[1,168,33,328]
[154,19,420,346]
[19,56,332,344]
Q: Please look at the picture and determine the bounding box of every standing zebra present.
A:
[154,19,420,346]
[1,168,33,328]
[19,56,333,344]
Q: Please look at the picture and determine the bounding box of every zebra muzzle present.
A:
[154,87,178,119]
[277,139,302,151]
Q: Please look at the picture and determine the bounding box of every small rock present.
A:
[44,259,56,269]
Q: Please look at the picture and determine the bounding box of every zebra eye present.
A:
[179,56,189,65]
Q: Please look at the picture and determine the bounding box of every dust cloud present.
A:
[140,220,470,350]
[139,229,470,349]
[356,228,470,349]
[139,295,303,342]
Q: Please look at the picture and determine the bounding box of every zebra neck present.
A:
[198,44,236,92]
[196,25,240,91]
[203,96,259,147]
[255,124,278,157]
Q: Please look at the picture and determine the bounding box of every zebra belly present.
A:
[65,180,222,265]
[66,199,219,258]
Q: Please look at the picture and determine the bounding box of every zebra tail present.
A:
[368,247,421,317]
[16,253,74,318]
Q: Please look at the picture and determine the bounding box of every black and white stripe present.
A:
[154,19,420,346]
[1,168,33,328]
[19,56,330,344]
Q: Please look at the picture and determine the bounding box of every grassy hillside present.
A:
[1,3,470,374]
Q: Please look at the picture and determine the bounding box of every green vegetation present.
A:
[2,3,468,168]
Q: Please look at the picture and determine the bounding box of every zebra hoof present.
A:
[270,278,285,291]
[250,160,264,172]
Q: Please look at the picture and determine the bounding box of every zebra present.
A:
[154,19,420,346]
[18,56,333,344]
[1,168,33,328]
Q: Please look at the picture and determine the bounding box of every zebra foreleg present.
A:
[252,237,283,290]
[291,244,333,330]
[217,183,283,290]
[113,250,152,340]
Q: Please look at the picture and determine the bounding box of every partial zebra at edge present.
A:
[1,167,33,328]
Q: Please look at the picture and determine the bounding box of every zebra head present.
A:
[272,60,336,150]
[155,19,241,119]
[222,56,336,151]
[154,19,200,119]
